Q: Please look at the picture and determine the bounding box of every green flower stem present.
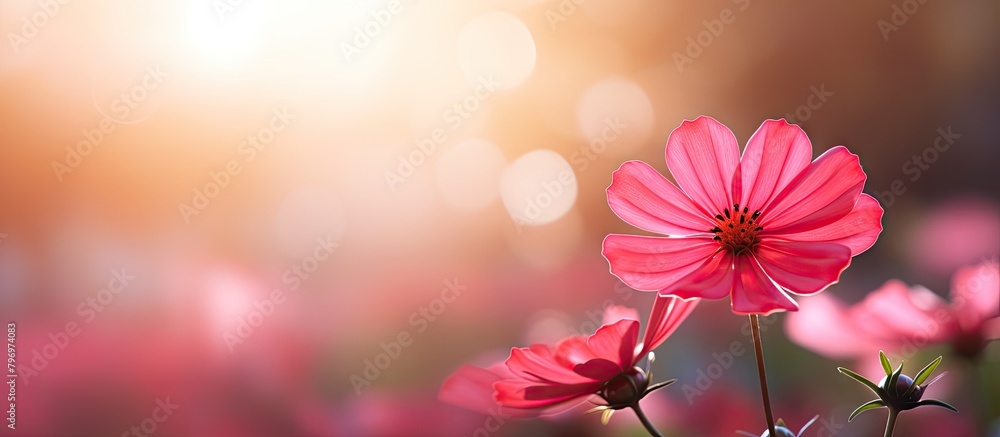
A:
[630,402,665,437]
[884,408,898,437]
[750,314,778,437]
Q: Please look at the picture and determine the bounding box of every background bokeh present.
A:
[0,0,998,436]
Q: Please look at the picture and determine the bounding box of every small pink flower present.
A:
[603,116,883,315]
[786,260,1000,360]
[439,296,698,415]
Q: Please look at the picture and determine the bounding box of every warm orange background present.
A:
[0,1,997,436]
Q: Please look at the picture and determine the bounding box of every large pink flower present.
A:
[603,116,883,315]
[439,296,698,416]
[786,260,1000,360]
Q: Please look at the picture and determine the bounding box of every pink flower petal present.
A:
[730,255,798,315]
[607,161,713,235]
[587,319,639,369]
[438,365,498,413]
[639,296,699,358]
[760,146,866,234]
[664,116,740,216]
[553,336,599,368]
[573,358,622,381]
[603,234,720,291]
[851,280,953,345]
[949,261,1000,331]
[666,250,736,301]
[440,365,535,417]
[506,346,590,385]
[493,379,600,409]
[776,194,884,256]
[602,305,640,326]
[754,240,852,295]
[736,119,813,212]
[784,295,879,359]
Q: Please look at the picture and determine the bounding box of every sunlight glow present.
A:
[183,0,265,68]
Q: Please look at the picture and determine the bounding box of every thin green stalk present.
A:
[884,408,898,437]
[631,402,665,437]
[750,314,777,437]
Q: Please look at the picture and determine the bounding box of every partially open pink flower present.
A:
[603,116,883,315]
[439,296,698,416]
[786,260,1000,360]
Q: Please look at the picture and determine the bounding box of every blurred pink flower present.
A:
[439,296,697,416]
[906,198,1000,276]
[786,260,1000,360]
[603,116,882,315]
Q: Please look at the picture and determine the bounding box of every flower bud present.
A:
[601,367,649,407]
[878,374,924,403]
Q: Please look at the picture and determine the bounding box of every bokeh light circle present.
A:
[499,149,577,227]
[457,12,537,90]
[575,77,655,157]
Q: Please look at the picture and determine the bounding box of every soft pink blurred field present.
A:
[1,0,998,436]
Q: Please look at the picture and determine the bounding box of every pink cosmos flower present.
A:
[603,116,883,315]
[786,260,1000,360]
[439,296,698,416]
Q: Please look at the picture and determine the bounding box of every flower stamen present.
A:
[710,203,763,253]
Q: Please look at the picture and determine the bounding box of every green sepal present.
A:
[887,360,904,394]
[838,367,884,397]
[879,351,892,376]
[905,356,942,398]
[644,378,676,394]
[915,399,958,413]
[848,399,886,422]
